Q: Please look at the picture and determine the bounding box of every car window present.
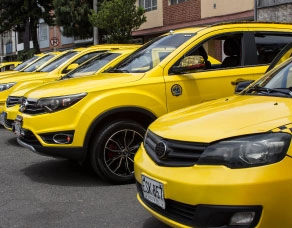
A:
[169,33,244,74]
[266,42,292,73]
[263,61,292,88]
[64,52,120,78]
[23,54,56,72]
[255,33,292,64]
[60,51,103,74]
[111,33,195,73]
[170,32,292,75]
[14,56,39,71]
[242,59,292,97]
[39,51,79,72]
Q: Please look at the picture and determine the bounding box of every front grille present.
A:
[144,130,208,167]
[136,182,196,226]
[6,96,21,107]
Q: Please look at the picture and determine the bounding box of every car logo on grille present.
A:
[155,141,167,159]
[19,99,28,112]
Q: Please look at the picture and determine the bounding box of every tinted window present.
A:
[170,33,244,74]
[14,56,39,71]
[39,51,79,72]
[255,33,292,64]
[23,54,56,72]
[111,33,195,73]
[65,53,120,78]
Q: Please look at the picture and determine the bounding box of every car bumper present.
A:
[1,110,16,131]
[17,135,85,161]
[4,105,20,130]
[14,107,93,161]
[134,144,292,228]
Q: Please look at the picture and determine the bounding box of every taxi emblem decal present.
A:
[171,84,182,96]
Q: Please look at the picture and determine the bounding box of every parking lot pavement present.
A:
[0,127,169,228]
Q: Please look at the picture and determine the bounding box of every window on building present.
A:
[169,0,188,5]
[139,0,157,12]
[6,42,12,54]
[39,23,48,41]
[258,0,292,7]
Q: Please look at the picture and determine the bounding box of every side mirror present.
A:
[64,63,79,73]
[235,80,254,93]
[170,55,206,74]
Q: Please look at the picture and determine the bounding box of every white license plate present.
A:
[13,115,23,136]
[142,175,165,209]
[0,112,6,125]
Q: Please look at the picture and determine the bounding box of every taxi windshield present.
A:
[243,58,292,97]
[22,54,56,72]
[63,52,120,78]
[38,51,79,72]
[14,56,39,71]
[108,33,195,73]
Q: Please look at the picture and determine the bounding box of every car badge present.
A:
[19,99,28,112]
[155,141,168,159]
[171,84,182,96]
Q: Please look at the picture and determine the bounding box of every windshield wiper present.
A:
[246,85,292,97]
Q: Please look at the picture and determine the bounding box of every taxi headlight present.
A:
[198,133,291,168]
[0,82,16,91]
[36,93,87,113]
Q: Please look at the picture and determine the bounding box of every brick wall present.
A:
[163,0,201,26]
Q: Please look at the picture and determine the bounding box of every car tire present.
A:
[90,119,146,184]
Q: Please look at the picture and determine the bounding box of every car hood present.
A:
[24,72,145,98]
[150,95,292,143]
[0,70,19,77]
[9,82,44,97]
[0,72,48,83]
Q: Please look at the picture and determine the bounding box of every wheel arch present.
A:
[82,107,157,161]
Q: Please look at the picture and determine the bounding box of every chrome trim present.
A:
[17,138,37,153]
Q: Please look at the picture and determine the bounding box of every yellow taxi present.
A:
[0,45,139,113]
[12,22,292,184]
[134,44,292,227]
[0,53,46,77]
[0,61,22,72]
[1,47,139,130]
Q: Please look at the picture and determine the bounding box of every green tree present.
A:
[89,0,146,43]
[53,0,97,39]
[0,0,55,54]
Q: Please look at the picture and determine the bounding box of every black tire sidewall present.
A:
[90,119,146,184]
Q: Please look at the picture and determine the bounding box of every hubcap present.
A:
[104,129,144,178]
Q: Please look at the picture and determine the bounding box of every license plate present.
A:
[0,112,6,125]
[13,115,23,136]
[142,175,165,209]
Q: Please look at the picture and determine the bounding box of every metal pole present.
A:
[93,0,99,44]
[254,0,258,21]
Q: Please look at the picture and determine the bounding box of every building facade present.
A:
[256,0,292,22]
[134,0,292,42]
[2,0,292,61]
[0,21,91,62]
[134,0,255,42]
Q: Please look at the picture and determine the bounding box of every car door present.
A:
[163,31,292,112]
